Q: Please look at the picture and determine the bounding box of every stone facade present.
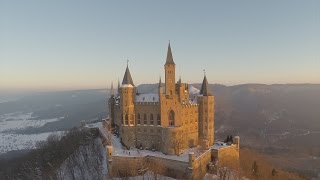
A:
[108,43,215,155]
[211,136,240,169]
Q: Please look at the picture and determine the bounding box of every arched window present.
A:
[130,115,134,125]
[150,114,154,125]
[168,110,175,126]
[144,114,147,124]
[125,114,129,125]
[137,113,141,124]
[157,114,161,126]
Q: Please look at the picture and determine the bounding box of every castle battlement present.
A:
[135,102,160,106]
[181,104,198,108]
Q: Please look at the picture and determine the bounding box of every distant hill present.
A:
[1,84,319,177]
[137,83,320,177]
[137,83,320,147]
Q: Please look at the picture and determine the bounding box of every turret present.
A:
[197,72,215,147]
[119,62,136,148]
[108,82,116,126]
[164,42,176,97]
[159,76,163,96]
[117,79,120,95]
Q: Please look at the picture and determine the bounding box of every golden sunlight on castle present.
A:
[109,43,236,154]
[106,43,240,179]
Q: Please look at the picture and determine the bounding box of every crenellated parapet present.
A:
[181,104,198,108]
[134,102,160,106]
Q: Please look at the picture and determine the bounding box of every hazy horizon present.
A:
[1,1,319,91]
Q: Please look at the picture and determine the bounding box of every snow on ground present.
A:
[0,131,64,154]
[0,112,64,154]
[110,170,176,180]
[110,131,204,162]
[0,112,63,132]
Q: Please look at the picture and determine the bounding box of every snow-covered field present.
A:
[0,112,64,154]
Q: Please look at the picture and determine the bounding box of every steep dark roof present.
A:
[200,75,212,96]
[121,65,134,86]
[165,43,175,65]
[159,77,162,87]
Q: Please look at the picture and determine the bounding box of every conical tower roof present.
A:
[159,76,162,87]
[122,64,134,86]
[165,42,175,65]
[200,74,212,96]
[110,81,114,96]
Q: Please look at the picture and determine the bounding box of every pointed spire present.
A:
[165,42,175,65]
[110,81,114,96]
[159,76,162,87]
[178,76,182,84]
[117,79,120,93]
[121,60,134,86]
[200,70,212,96]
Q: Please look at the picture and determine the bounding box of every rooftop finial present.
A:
[127,59,129,66]
[203,69,206,76]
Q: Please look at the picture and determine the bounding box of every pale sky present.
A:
[0,1,319,91]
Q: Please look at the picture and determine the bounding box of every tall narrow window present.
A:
[150,114,154,125]
[137,113,141,124]
[144,114,147,124]
[157,114,161,126]
[125,114,128,125]
[168,110,175,126]
[130,114,134,125]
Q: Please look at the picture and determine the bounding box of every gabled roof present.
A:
[200,75,212,96]
[165,43,175,65]
[121,65,134,86]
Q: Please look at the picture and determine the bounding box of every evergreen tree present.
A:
[224,135,229,143]
[272,168,277,179]
[252,161,259,179]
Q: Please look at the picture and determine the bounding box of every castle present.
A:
[108,43,215,155]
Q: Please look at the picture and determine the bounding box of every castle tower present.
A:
[119,62,136,148]
[197,73,215,148]
[108,82,116,126]
[117,79,120,95]
[159,76,163,96]
[164,43,176,97]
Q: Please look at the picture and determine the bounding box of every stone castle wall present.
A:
[108,151,214,180]
[212,145,240,168]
